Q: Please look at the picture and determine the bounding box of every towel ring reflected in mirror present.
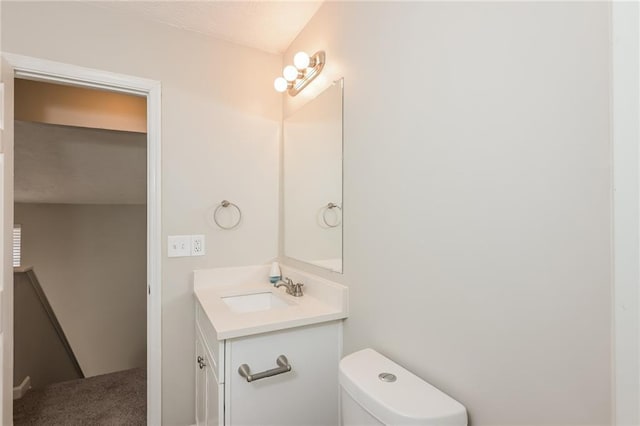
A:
[213,200,242,230]
[322,202,342,228]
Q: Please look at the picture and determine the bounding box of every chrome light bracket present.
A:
[288,51,326,97]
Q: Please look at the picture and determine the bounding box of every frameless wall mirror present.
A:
[284,79,343,273]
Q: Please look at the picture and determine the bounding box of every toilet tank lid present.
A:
[339,349,467,426]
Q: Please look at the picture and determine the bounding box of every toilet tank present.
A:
[339,349,467,426]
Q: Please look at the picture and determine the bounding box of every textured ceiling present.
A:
[93,1,324,54]
[15,121,146,205]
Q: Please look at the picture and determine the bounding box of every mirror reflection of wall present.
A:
[284,79,343,273]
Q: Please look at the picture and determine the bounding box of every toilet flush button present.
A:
[378,372,397,382]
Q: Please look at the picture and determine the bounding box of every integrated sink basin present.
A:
[193,265,349,339]
[222,291,290,313]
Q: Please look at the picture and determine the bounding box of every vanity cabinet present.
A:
[195,302,341,426]
[195,325,224,426]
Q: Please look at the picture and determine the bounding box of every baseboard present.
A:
[13,376,31,400]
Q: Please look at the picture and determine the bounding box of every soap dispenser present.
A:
[269,262,281,284]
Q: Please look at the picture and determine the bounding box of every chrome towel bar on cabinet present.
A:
[238,355,292,382]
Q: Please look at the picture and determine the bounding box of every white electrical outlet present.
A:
[191,235,205,256]
[168,235,191,257]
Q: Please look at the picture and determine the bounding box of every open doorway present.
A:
[12,79,147,424]
[1,54,162,425]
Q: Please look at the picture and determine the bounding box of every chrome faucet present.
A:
[275,277,304,297]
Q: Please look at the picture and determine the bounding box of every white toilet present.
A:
[339,349,468,426]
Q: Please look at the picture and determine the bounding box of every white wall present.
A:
[2,3,281,424]
[283,3,612,425]
[15,203,147,377]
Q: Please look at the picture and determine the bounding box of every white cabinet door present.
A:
[205,365,223,426]
[198,323,224,426]
[225,321,341,426]
[195,330,208,426]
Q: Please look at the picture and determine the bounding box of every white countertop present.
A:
[193,265,348,340]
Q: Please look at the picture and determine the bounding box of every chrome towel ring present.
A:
[322,202,342,228]
[213,200,242,230]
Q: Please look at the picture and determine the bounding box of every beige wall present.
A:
[14,270,83,388]
[15,79,147,133]
[2,2,281,424]
[283,2,612,425]
[14,203,147,377]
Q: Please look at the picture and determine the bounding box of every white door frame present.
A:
[1,53,162,425]
[612,2,640,425]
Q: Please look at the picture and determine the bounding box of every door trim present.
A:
[2,53,162,425]
[612,3,640,424]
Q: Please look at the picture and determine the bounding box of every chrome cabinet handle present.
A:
[238,355,292,382]
[197,355,207,370]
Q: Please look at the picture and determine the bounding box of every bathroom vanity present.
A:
[193,265,348,426]
[194,75,347,426]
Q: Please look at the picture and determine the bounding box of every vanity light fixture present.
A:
[274,51,325,96]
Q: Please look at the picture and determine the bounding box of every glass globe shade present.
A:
[283,65,299,82]
[293,51,310,70]
[274,77,288,93]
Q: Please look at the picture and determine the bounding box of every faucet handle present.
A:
[292,282,304,297]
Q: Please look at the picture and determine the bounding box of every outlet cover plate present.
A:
[191,235,205,256]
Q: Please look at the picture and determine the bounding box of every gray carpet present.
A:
[14,368,146,425]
